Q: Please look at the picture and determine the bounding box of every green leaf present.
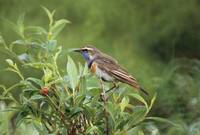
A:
[33,120,48,134]
[12,40,26,45]
[127,127,141,135]
[54,46,62,61]
[120,96,129,112]
[75,95,86,105]
[3,18,21,37]
[86,76,99,89]
[83,105,96,118]
[31,95,44,100]
[0,34,7,48]
[45,40,57,52]
[17,13,25,27]
[138,131,144,135]
[107,101,117,125]
[113,93,120,102]
[86,125,99,134]
[25,26,47,35]
[78,62,83,76]
[145,117,180,127]
[129,93,148,109]
[87,88,101,97]
[23,88,38,92]
[0,106,20,112]
[128,106,146,126]
[17,13,25,38]
[6,67,18,75]
[70,107,83,117]
[42,6,55,27]
[189,121,200,135]
[67,56,78,91]
[5,59,14,66]
[50,19,70,39]
[147,93,157,113]
[43,68,53,84]
[25,62,54,69]
[15,110,29,126]
[27,77,44,87]
[0,85,6,92]
[81,62,88,77]
[3,14,25,38]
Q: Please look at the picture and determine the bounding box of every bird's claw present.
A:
[100,92,108,102]
[106,85,119,93]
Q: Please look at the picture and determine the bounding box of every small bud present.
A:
[41,87,49,96]
[48,32,52,39]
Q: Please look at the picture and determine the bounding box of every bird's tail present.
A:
[125,78,149,96]
[139,87,149,96]
[124,78,149,96]
[111,70,149,95]
[123,79,149,96]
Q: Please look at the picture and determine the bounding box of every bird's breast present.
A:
[90,62,97,74]
[91,62,114,82]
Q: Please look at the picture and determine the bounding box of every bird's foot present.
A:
[100,92,108,102]
[106,85,119,93]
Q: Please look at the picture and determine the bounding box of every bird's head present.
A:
[73,45,100,61]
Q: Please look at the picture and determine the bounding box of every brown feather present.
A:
[78,45,149,95]
[93,55,148,95]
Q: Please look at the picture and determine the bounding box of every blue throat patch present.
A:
[82,51,90,61]
[81,51,93,68]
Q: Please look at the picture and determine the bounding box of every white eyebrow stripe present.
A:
[83,47,93,51]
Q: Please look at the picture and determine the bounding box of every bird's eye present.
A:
[83,49,87,52]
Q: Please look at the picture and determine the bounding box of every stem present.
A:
[41,119,52,133]
[0,85,6,92]
[1,40,9,50]
[3,48,24,64]
[99,79,109,135]
[53,55,70,96]
[3,83,24,96]
[46,95,68,127]
[15,67,24,81]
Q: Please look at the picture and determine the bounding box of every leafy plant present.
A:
[0,7,174,135]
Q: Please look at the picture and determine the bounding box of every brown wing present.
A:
[94,57,139,88]
[101,53,118,64]
[94,56,148,95]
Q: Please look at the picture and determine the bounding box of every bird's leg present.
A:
[99,78,108,101]
[106,82,119,93]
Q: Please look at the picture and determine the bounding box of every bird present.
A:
[73,45,148,95]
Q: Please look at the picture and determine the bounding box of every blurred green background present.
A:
[0,0,200,134]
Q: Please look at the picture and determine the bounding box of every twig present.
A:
[99,79,109,135]
[46,95,68,127]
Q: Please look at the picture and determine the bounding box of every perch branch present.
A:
[99,78,109,135]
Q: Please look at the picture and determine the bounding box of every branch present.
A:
[99,79,109,135]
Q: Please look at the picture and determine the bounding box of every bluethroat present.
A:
[73,45,148,95]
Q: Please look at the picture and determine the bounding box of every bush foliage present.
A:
[0,8,163,135]
[0,0,200,134]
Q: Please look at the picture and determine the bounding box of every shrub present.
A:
[0,8,161,135]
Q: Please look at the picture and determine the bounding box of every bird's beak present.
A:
[68,48,82,53]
